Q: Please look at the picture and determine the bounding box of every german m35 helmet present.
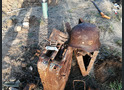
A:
[68,22,101,52]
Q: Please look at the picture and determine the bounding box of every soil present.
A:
[94,56,122,84]
[2,0,122,90]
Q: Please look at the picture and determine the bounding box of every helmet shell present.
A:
[68,22,101,52]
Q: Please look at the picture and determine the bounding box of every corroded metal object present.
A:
[48,28,68,45]
[74,50,99,76]
[69,18,101,76]
[73,79,99,90]
[37,29,73,90]
[68,20,101,52]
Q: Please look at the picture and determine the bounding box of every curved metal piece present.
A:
[74,50,99,76]
[68,22,101,52]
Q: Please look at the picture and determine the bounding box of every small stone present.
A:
[3,56,10,61]
[27,16,30,19]
[107,46,110,49]
[22,22,29,28]
[18,3,22,8]
[15,26,22,32]
[20,58,25,61]
[29,66,33,71]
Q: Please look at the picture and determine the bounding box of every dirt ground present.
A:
[2,0,122,90]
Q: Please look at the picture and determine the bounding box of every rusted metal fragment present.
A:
[73,80,99,90]
[74,50,99,76]
[49,28,68,45]
[78,18,84,24]
[37,46,73,90]
[44,28,69,61]
[37,29,73,90]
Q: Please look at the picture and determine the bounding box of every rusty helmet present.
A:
[68,22,101,52]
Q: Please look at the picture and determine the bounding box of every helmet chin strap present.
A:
[74,50,99,76]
